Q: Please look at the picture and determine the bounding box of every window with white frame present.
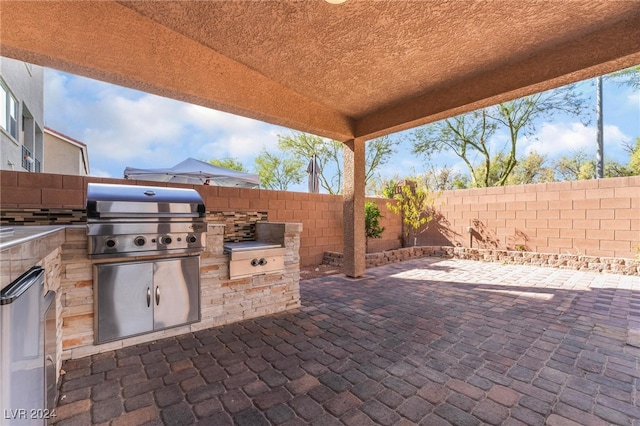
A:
[0,80,19,140]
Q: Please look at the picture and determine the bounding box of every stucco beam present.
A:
[0,1,355,141]
[355,14,640,140]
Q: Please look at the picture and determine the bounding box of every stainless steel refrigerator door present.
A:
[0,266,45,425]
[96,262,153,343]
[153,257,200,330]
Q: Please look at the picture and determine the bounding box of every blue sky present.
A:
[44,68,639,192]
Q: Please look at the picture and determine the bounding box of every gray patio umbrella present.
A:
[307,155,321,193]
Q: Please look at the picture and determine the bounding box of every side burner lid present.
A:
[223,242,282,252]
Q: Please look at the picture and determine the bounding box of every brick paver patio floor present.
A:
[53,258,640,425]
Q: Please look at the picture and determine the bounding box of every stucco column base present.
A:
[343,138,366,278]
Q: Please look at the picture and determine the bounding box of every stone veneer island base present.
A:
[60,222,302,360]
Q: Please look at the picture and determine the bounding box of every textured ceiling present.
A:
[1,1,639,141]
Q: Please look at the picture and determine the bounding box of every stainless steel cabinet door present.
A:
[153,257,200,330]
[96,262,153,343]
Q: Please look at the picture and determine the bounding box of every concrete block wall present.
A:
[0,171,403,266]
[1,170,639,263]
[364,198,403,254]
[423,176,640,259]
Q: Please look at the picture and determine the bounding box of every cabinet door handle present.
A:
[147,287,151,307]
[155,286,160,306]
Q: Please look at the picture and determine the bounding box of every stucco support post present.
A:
[343,138,366,278]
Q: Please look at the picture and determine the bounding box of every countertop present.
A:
[0,225,68,251]
[1,225,71,290]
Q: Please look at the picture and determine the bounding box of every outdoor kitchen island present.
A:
[60,220,302,360]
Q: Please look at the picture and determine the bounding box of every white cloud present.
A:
[185,106,284,162]
[521,122,630,162]
[44,70,285,177]
[627,90,640,109]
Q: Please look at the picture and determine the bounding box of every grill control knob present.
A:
[134,236,146,247]
[160,236,172,245]
[105,238,117,249]
[187,235,197,244]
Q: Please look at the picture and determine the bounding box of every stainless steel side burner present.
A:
[224,241,285,279]
[86,183,206,259]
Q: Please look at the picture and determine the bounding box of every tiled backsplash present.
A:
[207,211,269,242]
[0,208,269,242]
[0,208,86,225]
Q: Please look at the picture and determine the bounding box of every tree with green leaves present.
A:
[423,166,469,191]
[604,160,635,178]
[386,180,438,247]
[553,150,595,181]
[628,138,640,174]
[554,143,640,181]
[254,150,305,191]
[208,158,247,172]
[364,201,385,252]
[366,175,399,198]
[278,132,399,194]
[277,133,343,194]
[500,151,555,185]
[365,136,398,184]
[370,166,468,197]
[609,65,640,89]
[411,85,589,187]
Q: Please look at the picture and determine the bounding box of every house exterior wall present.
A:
[43,131,88,176]
[1,171,638,263]
[0,57,44,172]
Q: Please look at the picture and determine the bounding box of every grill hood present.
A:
[87,183,206,219]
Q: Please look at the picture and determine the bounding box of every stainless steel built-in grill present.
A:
[86,183,205,344]
[87,183,206,258]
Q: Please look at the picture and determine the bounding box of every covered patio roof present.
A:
[2,1,639,142]
[2,1,639,277]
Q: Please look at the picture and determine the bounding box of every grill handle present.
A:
[146,287,151,308]
[155,286,160,306]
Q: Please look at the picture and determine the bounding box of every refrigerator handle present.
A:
[0,266,44,305]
